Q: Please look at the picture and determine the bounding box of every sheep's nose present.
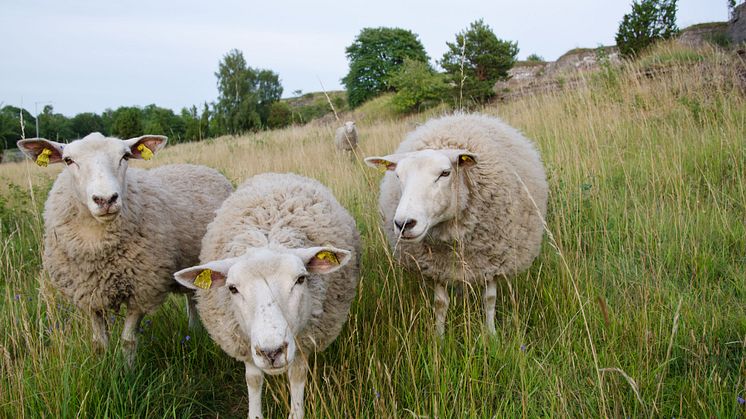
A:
[92,193,119,208]
[394,218,417,232]
[256,342,288,365]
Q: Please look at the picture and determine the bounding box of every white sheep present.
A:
[365,114,548,336]
[17,132,232,365]
[174,172,360,419]
[334,121,358,151]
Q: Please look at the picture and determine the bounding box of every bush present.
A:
[389,59,450,113]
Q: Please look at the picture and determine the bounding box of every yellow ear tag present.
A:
[460,155,474,163]
[193,269,213,289]
[137,144,154,160]
[316,250,339,265]
[36,148,53,167]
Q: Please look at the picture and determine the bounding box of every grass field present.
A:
[1,42,744,418]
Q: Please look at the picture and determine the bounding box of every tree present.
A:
[389,59,450,113]
[526,53,545,62]
[38,105,73,142]
[112,107,143,139]
[615,0,678,57]
[70,112,104,137]
[440,19,518,104]
[214,49,283,134]
[342,27,429,108]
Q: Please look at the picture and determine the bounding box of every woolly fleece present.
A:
[378,113,548,284]
[194,173,361,361]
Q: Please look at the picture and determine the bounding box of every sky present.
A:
[0,0,728,117]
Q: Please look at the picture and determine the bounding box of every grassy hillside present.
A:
[1,42,744,417]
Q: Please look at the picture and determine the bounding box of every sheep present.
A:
[174,172,360,419]
[365,113,548,337]
[334,121,358,151]
[17,132,232,365]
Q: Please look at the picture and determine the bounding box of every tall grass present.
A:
[1,42,744,417]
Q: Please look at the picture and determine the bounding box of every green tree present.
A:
[142,104,185,142]
[342,27,429,108]
[526,53,545,62]
[389,59,450,113]
[440,19,518,104]
[615,0,678,57]
[70,112,104,138]
[112,107,143,139]
[0,106,35,149]
[38,105,73,142]
[214,49,283,134]
[267,101,292,129]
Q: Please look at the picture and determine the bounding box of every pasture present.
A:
[1,43,744,417]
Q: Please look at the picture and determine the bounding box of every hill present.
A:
[1,41,744,417]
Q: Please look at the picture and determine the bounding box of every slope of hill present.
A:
[1,41,743,417]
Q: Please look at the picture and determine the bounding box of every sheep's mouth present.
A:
[93,210,120,222]
[399,231,426,242]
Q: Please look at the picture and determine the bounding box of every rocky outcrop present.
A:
[495,47,620,100]
[731,2,746,44]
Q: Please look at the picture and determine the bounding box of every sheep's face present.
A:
[17,133,167,223]
[174,246,351,375]
[366,149,477,242]
[344,121,355,133]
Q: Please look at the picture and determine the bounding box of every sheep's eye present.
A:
[122,153,131,161]
[296,275,308,285]
[228,285,239,294]
[439,170,451,179]
[63,157,74,166]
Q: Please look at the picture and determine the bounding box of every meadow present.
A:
[0,42,744,417]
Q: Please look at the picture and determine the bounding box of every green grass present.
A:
[1,42,745,418]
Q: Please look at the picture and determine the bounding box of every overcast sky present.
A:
[0,0,728,117]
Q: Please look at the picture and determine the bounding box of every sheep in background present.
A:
[334,121,358,151]
[175,173,360,419]
[365,114,548,336]
[17,133,232,365]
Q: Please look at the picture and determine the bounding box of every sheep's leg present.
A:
[245,362,265,419]
[483,276,497,335]
[186,293,201,330]
[434,281,449,337]
[288,358,308,419]
[91,311,109,351]
[121,310,144,367]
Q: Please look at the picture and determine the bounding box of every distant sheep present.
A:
[174,172,360,419]
[365,114,548,336]
[335,121,358,151]
[17,133,232,365]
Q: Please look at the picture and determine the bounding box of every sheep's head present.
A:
[344,121,355,133]
[17,133,167,223]
[174,246,351,374]
[365,149,477,242]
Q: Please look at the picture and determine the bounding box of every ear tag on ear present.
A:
[36,148,53,167]
[137,144,154,160]
[377,161,392,173]
[316,250,339,265]
[194,269,213,289]
[460,155,474,164]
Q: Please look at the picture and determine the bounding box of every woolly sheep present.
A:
[174,173,360,419]
[17,133,232,365]
[334,121,358,151]
[365,114,548,336]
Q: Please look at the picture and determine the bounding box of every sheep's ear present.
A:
[16,138,65,167]
[364,155,400,171]
[292,246,351,274]
[442,149,478,168]
[174,258,237,290]
[124,135,167,160]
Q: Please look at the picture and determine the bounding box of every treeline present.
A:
[0,49,337,150]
